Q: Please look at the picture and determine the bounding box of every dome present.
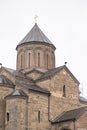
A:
[16,23,55,49]
[16,23,56,72]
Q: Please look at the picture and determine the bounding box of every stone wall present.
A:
[16,43,55,72]
[0,100,5,130]
[36,68,86,119]
[5,97,27,130]
[27,71,43,80]
[28,91,51,130]
[15,84,51,130]
[76,111,87,130]
[0,85,13,130]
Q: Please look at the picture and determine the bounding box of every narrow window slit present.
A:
[38,111,40,123]
[7,112,9,121]
[63,85,66,97]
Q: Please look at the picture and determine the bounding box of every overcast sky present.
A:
[0,0,87,97]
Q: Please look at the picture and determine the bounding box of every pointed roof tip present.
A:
[16,23,55,49]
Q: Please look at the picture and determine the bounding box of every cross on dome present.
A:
[34,15,38,23]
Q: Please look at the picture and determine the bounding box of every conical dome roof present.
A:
[16,23,55,49]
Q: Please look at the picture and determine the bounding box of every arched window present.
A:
[38,52,40,67]
[52,52,55,67]
[46,54,48,69]
[20,54,23,69]
[7,112,9,121]
[63,85,66,97]
[28,52,30,68]
[60,126,71,130]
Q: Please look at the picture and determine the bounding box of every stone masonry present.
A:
[0,23,87,130]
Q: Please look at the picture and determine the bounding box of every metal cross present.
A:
[34,15,38,23]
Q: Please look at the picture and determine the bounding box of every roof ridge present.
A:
[5,89,28,98]
[52,111,66,123]
[16,81,50,95]
[36,24,52,44]
[2,66,33,81]
[16,23,55,49]
[52,106,87,124]
[36,65,64,81]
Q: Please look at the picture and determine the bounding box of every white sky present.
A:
[0,0,87,97]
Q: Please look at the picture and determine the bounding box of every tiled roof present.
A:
[16,81,50,95]
[36,66,64,81]
[51,107,87,123]
[3,67,25,78]
[16,23,55,49]
[3,67,33,81]
[0,75,14,87]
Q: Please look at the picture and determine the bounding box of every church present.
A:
[0,22,87,130]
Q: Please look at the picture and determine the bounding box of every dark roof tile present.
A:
[16,81,50,95]
[36,66,64,81]
[3,67,25,78]
[16,23,55,49]
[0,75,14,87]
[3,67,33,81]
[52,107,87,123]
[36,65,79,84]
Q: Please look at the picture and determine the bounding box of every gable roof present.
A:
[2,66,33,81]
[36,65,80,84]
[25,68,44,75]
[0,75,14,87]
[16,81,50,95]
[5,89,28,99]
[16,23,55,49]
[3,67,25,78]
[51,107,87,124]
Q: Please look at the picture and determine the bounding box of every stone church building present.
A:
[0,23,87,130]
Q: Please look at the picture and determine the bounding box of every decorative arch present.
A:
[45,50,50,69]
[52,51,55,68]
[35,47,44,68]
[20,52,24,70]
[37,52,40,67]
[60,126,71,130]
[26,50,33,69]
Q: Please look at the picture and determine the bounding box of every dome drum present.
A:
[16,24,56,72]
